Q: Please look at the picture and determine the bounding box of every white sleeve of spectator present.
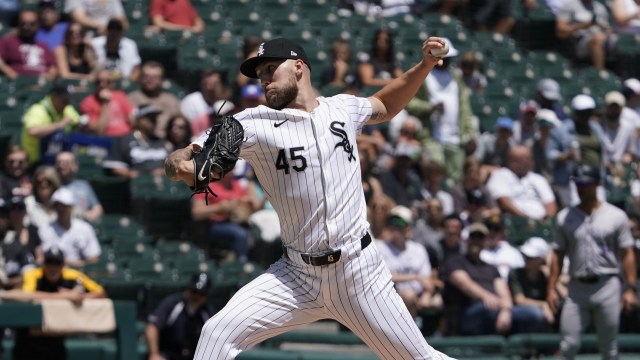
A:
[82,222,102,259]
[64,0,80,13]
[417,244,432,278]
[532,173,556,204]
[486,169,511,200]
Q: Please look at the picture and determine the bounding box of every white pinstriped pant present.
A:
[193,243,454,359]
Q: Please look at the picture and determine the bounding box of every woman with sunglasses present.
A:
[54,22,97,81]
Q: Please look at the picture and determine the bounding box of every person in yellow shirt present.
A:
[21,84,82,167]
[0,248,106,360]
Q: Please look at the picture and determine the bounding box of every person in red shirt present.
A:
[191,171,259,263]
[0,10,57,80]
[149,0,204,33]
[80,69,134,137]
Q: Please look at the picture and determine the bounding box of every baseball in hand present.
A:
[430,41,449,58]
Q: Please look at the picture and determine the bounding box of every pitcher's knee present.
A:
[196,315,245,359]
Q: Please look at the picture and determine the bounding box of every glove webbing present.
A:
[191,185,218,205]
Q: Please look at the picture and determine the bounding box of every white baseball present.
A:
[430,42,449,58]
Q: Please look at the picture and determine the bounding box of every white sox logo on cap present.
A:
[258,43,265,56]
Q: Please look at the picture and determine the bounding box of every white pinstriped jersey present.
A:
[194,95,372,253]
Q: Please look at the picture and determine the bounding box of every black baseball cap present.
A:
[571,164,600,185]
[187,272,213,294]
[240,38,311,79]
[44,248,65,264]
[39,0,56,8]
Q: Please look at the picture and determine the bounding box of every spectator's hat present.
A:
[241,84,264,100]
[623,78,640,96]
[440,38,459,58]
[604,91,626,107]
[49,83,70,97]
[468,222,490,237]
[536,78,561,101]
[188,272,213,294]
[388,205,412,227]
[494,117,514,131]
[571,94,596,111]
[240,38,311,79]
[519,237,549,259]
[571,164,600,185]
[51,187,75,206]
[535,109,561,128]
[519,100,539,115]
[135,104,161,122]
[44,247,65,265]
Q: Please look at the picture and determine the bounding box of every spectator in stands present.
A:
[64,0,128,36]
[149,0,205,34]
[532,109,562,178]
[530,78,568,121]
[413,198,446,251]
[21,84,82,166]
[237,83,265,111]
[480,214,525,279]
[35,0,68,52]
[375,142,425,209]
[406,38,476,181]
[54,21,97,81]
[0,198,35,289]
[2,247,106,360]
[450,156,499,224]
[357,28,403,88]
[467,0,515,33]
[146,272,214,360]
[601,91,637,165]
[321,37,358,90]
[459,51,487,95]
[191,171,253,263]
[513,100,539,146]
[442,222,540,335]
[376,206,442,319]
[420,160,454,215]
[426,213,465,277]
[508,237,556,331]
[38,188,100,268]
[358,139,388,237]
[7,195,42,265]
[165,115,192,152]
[91,18,141,81]
[486,145,557,221]
[0,145,32,199]
[233,35,262,100]
[29,166,64,231]
[181,68,232,122]
[556,0,616,70]
[610,0,640,34]
[621,78,640,128]
[0,10,57,80]
[546,109,580,207]
[102,105,168,178]
[567,94,606,169]
[474,117,516,178]
[55,152,103,223]
[128,61,181,139]
[80,68,135,137]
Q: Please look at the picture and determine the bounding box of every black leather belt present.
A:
[575,275,613,284]
[283,233,372,266]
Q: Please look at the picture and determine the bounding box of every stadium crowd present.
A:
[1,0,640,359]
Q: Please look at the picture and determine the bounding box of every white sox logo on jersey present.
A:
[329,121,355,162]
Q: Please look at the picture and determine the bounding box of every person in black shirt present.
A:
[146,273,215,360]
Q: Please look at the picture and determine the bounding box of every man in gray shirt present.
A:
[547,164,637,360]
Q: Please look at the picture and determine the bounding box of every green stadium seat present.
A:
[156,240,205,263]
[141,278,189,317]
[504,215,555,245]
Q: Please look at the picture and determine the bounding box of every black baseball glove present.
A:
[191,115,244,203]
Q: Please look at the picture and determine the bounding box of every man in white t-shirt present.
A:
[376,206,441,318]
[38,188,101,268]
[486,145,557,220]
